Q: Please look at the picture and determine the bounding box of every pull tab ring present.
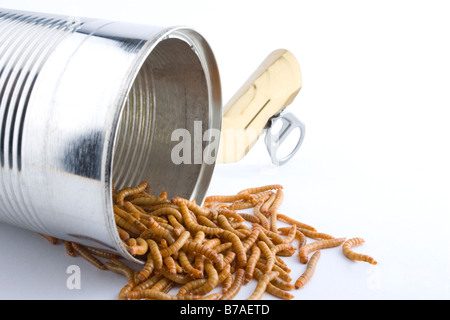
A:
[264,112,305,165]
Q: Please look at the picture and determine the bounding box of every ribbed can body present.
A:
[0,8,221,263]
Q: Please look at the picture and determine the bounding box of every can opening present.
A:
[111,35,212,260]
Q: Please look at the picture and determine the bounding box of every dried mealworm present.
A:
[219,268,245,300]
[246,271,279,300]
[276,213,316,232]
[115,181,148,206]
[71,242,107,270]
[342,237,377,265]
[159,230,190,257]
[295,250,321,289]
[238,184,283,195]
[298,238,346,264]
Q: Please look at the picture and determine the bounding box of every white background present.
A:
[0,0,449,300]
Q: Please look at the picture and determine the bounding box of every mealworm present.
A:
[123,201,142,219]
[267,189,284,215]
[228,201,254,210]
[219,268,245,300]
[132,274,164,295]
[127,289,199,300]
[172,197,209,216]
[217,214,247,239]
[179,202,223,236]
[160,240,177,275]
[159,190,168,201]
[149,207,183,222]
[198,293,221,300]
[271,243,296,256]
[295,250,321,289]
[71,242,106,270]
[160,266,191,284]
[253,201,269,229]
[115,181,148,206]
[126,237,148,256]
[130,195,168,207]
[238,184,283,195]
[85,246,118,259]
[178,279,207,296]
[114,214,141,236]
[244,244,261,284]
[138,254,154,281]
[190,260,219,295]
[276,213,316,232]
[116,226,130,241]
[159,231,190,257]
[298,238,346,264]
[246,271,279,300]
[220,230,246,268]
[146,239,163,270]
[238,212,260,224]
[151,277,172,292]
[178,250,203,279]
[261,192,277,213]
[342,237,377,265]
[217,208,245,222]
[255,261,291,282]
[253,268,294,300]
[257,241,275,272]
[242,228,260,253]
[64,241,76,257]
[182,240,222,265]
[204,193,253,203]
[197,215,219,228]
[39,234,58,244]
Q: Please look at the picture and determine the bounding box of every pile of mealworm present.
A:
[40,182,377,300]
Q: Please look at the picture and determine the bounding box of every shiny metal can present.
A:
[0,8,221,263]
